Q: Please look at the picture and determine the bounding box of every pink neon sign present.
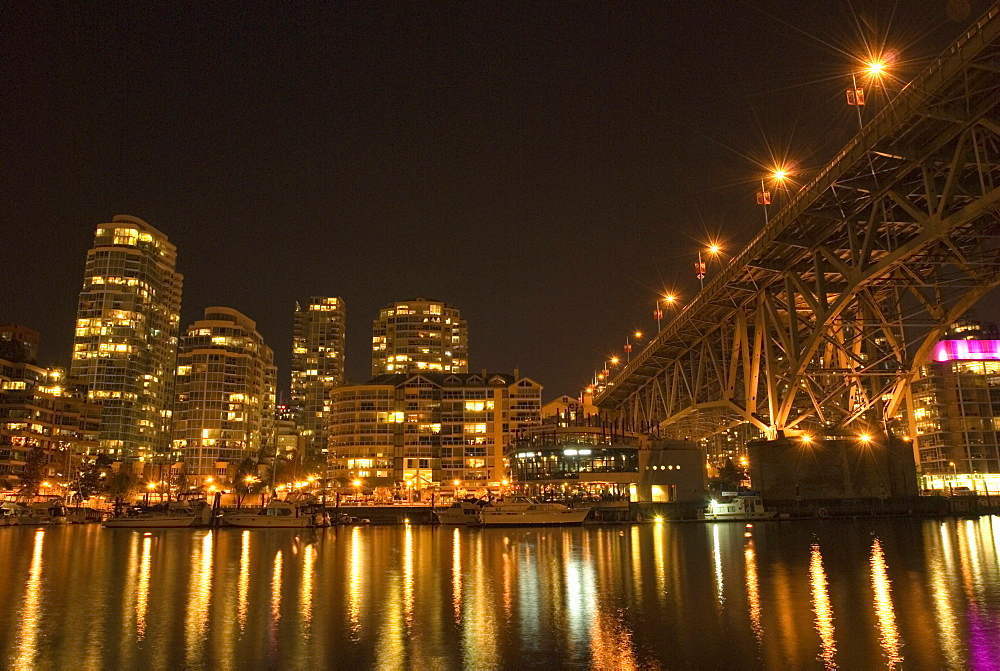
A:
[931,340,1000,362]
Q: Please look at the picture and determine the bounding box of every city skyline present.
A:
[6,2,998,399]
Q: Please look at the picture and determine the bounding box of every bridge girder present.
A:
[597,6,1000,442]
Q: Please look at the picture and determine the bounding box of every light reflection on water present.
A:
[745,539,763,642]
[136,534,152,639]
[1,518,1000,668]
[870,537,902,668]
[13,529,44,668]
[809,543,836,669]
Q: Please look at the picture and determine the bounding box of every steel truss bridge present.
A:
[596,5,1000,443]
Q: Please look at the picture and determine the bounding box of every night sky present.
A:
[3,0,993,400]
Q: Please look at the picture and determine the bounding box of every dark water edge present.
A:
[1,517,998,669]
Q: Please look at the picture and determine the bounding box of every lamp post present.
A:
[655,294,677,333]
[624,331,642,363]
[847,58,889,130]
[697,244,722,290]
[758,169,788,225]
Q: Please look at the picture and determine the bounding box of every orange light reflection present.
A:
[870,538,902,668]
[809,544,836,668]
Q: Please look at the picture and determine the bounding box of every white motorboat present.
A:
[17,499,69,525]
[222,499,330,528]
[704,493,775,521]
[434,500,485,525]
[0,502,19,526]
[103,501,211,528]
[478,497,590,526]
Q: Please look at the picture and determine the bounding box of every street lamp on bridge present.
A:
[655,293,678,333]
[696,243,723,290]
[847,55,892,129]
[624,330,642,363]
[757,168,790,225]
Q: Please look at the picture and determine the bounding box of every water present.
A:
[1,518,999,669]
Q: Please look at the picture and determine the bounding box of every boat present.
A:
[103,500,212,528]
[0,502,19,526]
[434,499,486,525]
[477,497,590,526]
[704,492,775,521]
[17,499,69,525]
[221,498,330,528]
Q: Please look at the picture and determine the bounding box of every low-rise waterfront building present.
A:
[0,330,100,490]
[507,421,705,502]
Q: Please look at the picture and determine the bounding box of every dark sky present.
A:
[2,0,993,400]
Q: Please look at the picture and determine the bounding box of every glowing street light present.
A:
[655,294,678,333]
[865,60,887,78]
[758,169,789,225]
[848,56,892,129]
[624,330,643,363]
[696,243,722,290]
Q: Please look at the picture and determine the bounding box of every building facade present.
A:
[290,297,346,462]
[1,332,100,490]
[912,337,1000,493]
[172,308,276,482]
[275,404,306,481]
[507,422,705,503]
[371,297,468,376]
[70,215,183,460]
[328,372,541,490]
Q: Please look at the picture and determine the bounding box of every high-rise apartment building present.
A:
[371,297,468,377]
[290,297,346,461]
[328,371,541,490]
[172,308,276,482]
[70,216,182,460]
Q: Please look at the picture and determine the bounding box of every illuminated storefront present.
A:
[507,426,704,502]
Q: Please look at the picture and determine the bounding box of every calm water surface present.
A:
[1,517,999,669]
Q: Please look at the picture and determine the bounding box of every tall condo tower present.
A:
[371,297,468,376]
[70,215,183,460]
[172,307,276,481]
[290,297,346,462]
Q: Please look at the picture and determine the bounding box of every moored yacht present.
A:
[103,500,212,528]
[478,497,590,526]
[0,502,19,526]
[704,492,775,521]
[222,498,330,528]
[434,499,486,525]
[17,499,69,525]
